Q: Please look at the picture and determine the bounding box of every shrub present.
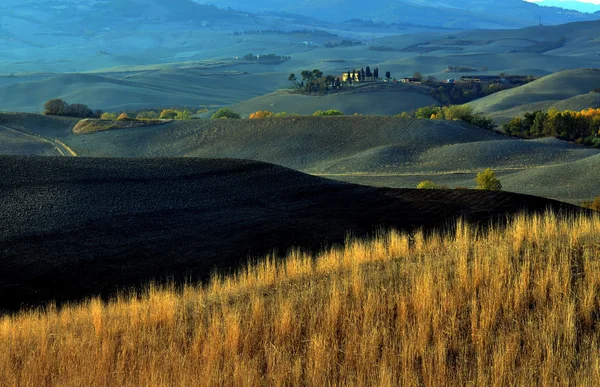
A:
[101,112,117,120]
[159,109,179,120]
[273,112,300,118]
[117,113,132,121]
[475,168,502,191]
[417,180,449,189]
[137,111,159,119]
[582,196,600,211]
[415,106,441,119]
[313,109,344,116]
[249,110,274,119]
[175,110,192,120]
[417,181,439,189]
[211,108,241,119]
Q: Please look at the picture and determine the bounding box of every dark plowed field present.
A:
[0,156,579,311]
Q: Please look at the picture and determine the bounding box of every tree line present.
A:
[233,29,337,37]
[287,66,390,94]
[242,53,290,62]
[504,108,600,147]
[398,105,496,131]
[43,99,101,118]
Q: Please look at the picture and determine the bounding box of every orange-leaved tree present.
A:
[249,110,274,119]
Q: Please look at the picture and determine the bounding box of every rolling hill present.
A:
[1,113,598,203]
[468,68,600,122]
[205,0,600,28]
[0,155,580,311]
[0,71,288,113]
[229,84,439,117]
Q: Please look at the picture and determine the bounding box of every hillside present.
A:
[0,71,288,113]
[207,0,600,28]
[230,84,439,117]
[0,155,578,310]
[2,213,599,385]
[1,113,599,202]
[468,68,600,122]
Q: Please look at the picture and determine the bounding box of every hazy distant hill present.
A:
[204,0,600,28]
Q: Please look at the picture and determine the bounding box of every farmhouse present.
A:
[460,75,502,83]
[342,70,376,82]
[401,77,421,84]
[342,71,360,82]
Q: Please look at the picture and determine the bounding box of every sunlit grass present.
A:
[1,212,600,386]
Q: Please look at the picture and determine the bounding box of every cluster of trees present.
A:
[401,73,536,105]
[313,110,344,116]
[233,29,337,37]
[288,69,341,94]
[100,109,196,121]
[249,111,298,119]
[504,108,600,147]
[241,53,290,62]
[324,40,361,48]
[43,99,101,118]
[345,66,383,83]
[288,66,390,94]
[211,108,241,119]
[399,105,496,131]
[419,79,513,105]
[417,168,502,191]
[249,110,344,118]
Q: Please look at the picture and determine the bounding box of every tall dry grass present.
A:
[1,212,600,386]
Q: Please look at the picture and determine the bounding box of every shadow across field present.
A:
[0,156,580,312]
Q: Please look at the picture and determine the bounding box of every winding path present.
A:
[0,125,77,157]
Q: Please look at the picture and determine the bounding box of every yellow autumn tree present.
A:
[249,110,274,119]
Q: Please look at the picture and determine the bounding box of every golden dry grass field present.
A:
[2,212,599,386]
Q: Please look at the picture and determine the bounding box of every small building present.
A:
[401,77,421,84]
[342,71,359,82]
[460,75,501,83]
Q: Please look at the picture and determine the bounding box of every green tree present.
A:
[176,110,193,120]
[385,71,391,81]
[475,168,502,191]
[43,98,68,116]
[313,109,344,116]
[415,106,441,119]
[211,108,241,119]
[159,109,179,120]
[288,73,298,88]
[504,117,524,136]
[413,71,423,81]
[136,111,158,119]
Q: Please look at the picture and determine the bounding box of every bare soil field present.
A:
[1,113,599,203]
[0,156,580,311]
